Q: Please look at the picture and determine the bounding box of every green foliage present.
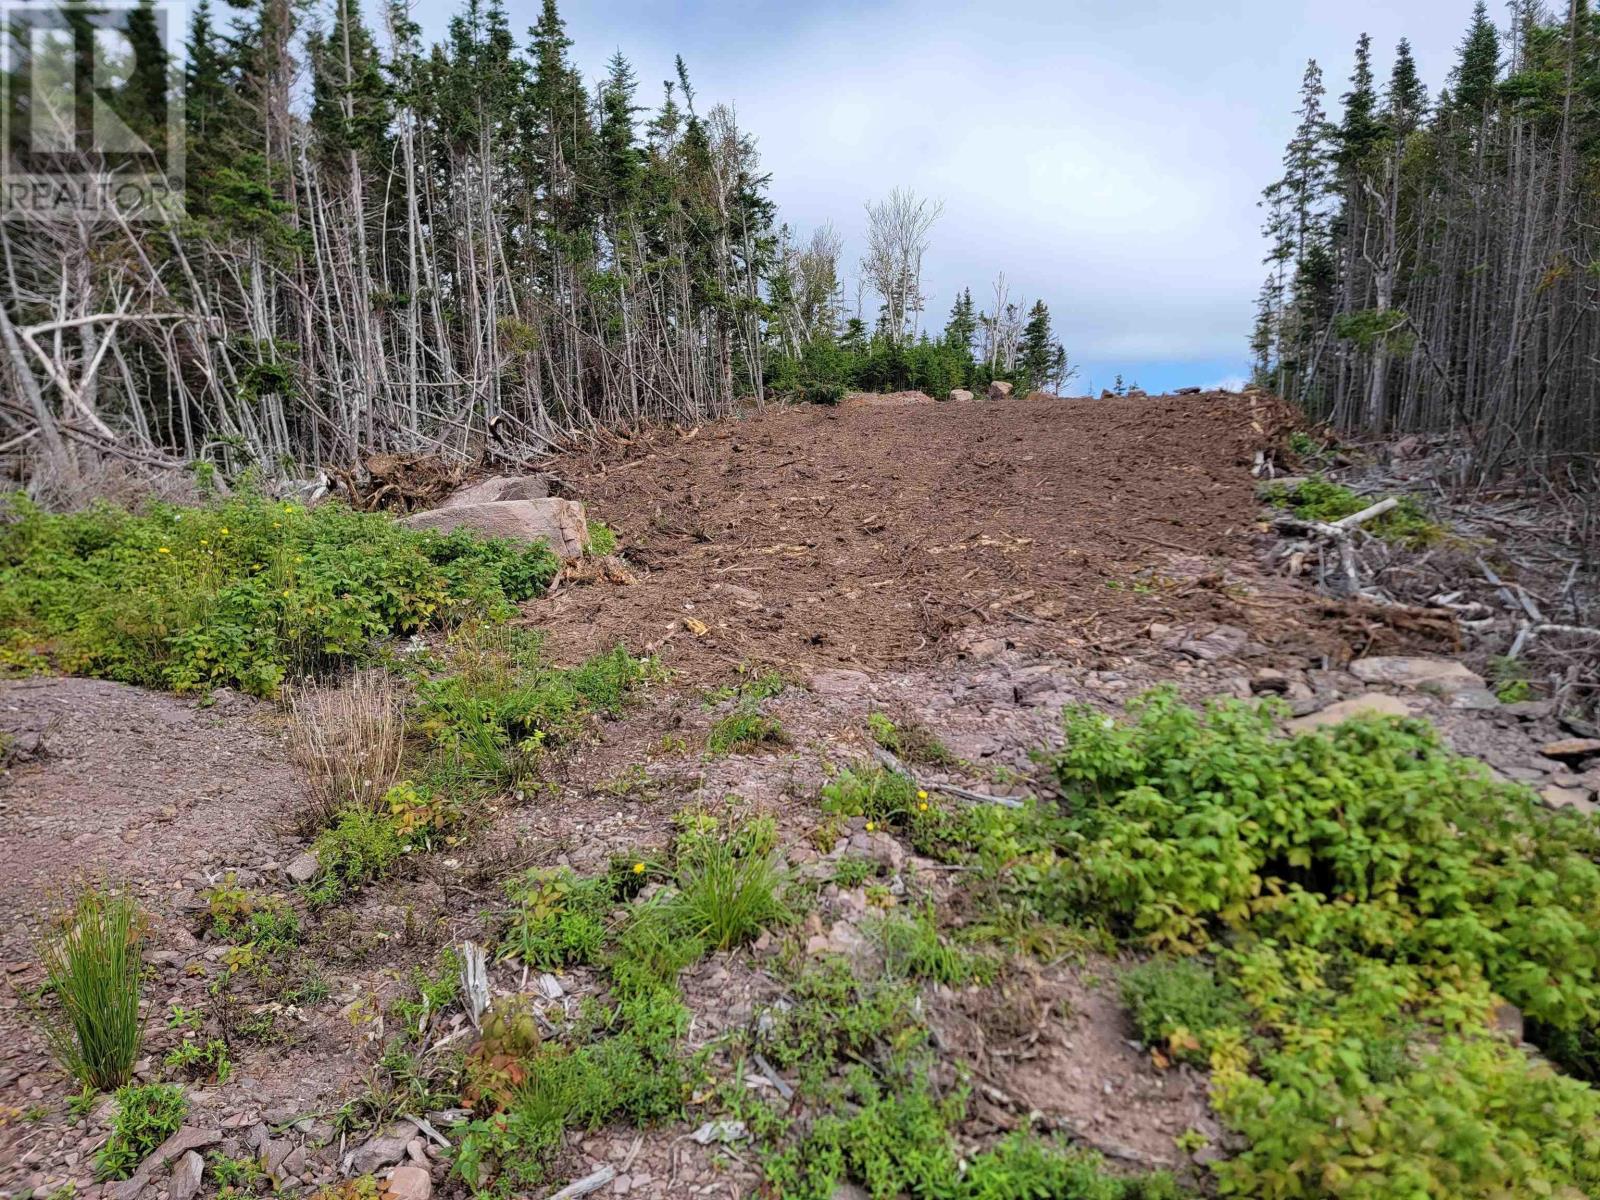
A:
[392,948,464,1037]
[758,959,925,1081]
[703,662,787,706]
[706,705,788,756]
[0,495,558,696]
[1264,476,1440,547]
[416,628,656,789]
[306,807,404,907]
[871,906,995,986]
[673,828,791,951]
[867,711,953,767]
[1120,958,1248,1066]
[97,1084,188,1180]
[585,521,618,557]
[1033,687,1600,1197]
[765,1067,1180,1200]
[500,869,614,969]
[164,1037,233,1084]
[38,888,145,1090]
[821,766,920,826]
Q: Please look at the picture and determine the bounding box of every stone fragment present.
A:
[343,1124,415,1176]
[383,1165,432,1200]
[1541,785,1596,814]
[1347,656,1486,696]
[1177,624,1249,662]
[1539,739,1600,764]
[169,1151,204,1200]
[809,668,871,698]
[1501,700,1555,720]
[1447,687,1502,711]
[1285,694,1415,733]
[947,389,975,402]
[399,499,589,560]
[284,851,320,885]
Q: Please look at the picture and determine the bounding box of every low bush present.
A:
[1023,687,1600,1198]
[306,807,404,907]
[0,494,559,696]
[499,869,613,970]
[98,1083,188,1180]
[1263,476,1440,547]
[38,888,145,1090]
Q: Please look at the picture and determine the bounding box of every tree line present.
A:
[0,0,1072,490]
[1254,0,1599,483]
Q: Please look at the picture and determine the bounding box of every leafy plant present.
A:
[1263,476,1440,547]
[97,1084,188,1180]
[306,807,404,907]
[585,521,618,557]
[164,1037,233,1084]
[1120,957,1247,1066]
[38,888,145,1090]
[871,906,994,986]
[500,869,613,969]
[867,711,953,767]
[0,494,558,696]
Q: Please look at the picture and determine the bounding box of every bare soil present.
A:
[1,391,1575,1200]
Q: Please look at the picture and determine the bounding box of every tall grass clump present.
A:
[287,669,410,829]
[39,888,145,1090]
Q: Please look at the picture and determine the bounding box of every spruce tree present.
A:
[1018,299,1058,391]
[1386,38,1428,134]
[1452,1,1501,117]
[942,289,977,356]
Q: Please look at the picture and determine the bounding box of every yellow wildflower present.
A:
[157,546,171,554]
[632,862,646,874]
[219,527,229,535]
[918,802,928,812]
[865,821,875,832]
[917,789,928,800]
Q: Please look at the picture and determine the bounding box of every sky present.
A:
[408,0,1479,394]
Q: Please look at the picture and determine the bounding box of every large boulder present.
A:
[442,474,550,508]
[948,388,975,403]
[400,498,589,559]
[987,380,1014,401]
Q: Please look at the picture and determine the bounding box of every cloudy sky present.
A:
[412,0,1479,393]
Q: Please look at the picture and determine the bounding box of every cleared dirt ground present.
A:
[5,391,1515,1200]
[535,392,1278,679]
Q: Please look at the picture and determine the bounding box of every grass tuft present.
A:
[38,888,145,1090]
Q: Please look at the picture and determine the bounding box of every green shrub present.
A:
[706,705,788,756]
[38,888,145,1089]
[164,1037,232,1084]
[98,1083,188,1179]
[416,630,656,788]
[1120,957,1248,1065]
[1027,687,1600,1198]
[867,712,953,767]
[0,494,558,696]
[871,906,994,986]
[821,766,919,825]
[1263,476,1440,547]
[306,807,404,907]
[764,1067,1180,1200]
[585,521,618,557]
[500,869,614,969]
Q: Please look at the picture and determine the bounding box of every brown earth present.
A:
[534,392,1285,683]
[4,391,1548,1200]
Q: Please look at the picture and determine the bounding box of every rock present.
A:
[809,667,871,698]
[536,973,564,1000]
[443,474,550,508]
[1126,387,1148,398]
[832,1184,872,1200]
[1541,785,1596,814]
[1447,687,1502,711]
[109,1128,222,1200]
[1177,624,1249,662]
[1539,738,1600,764]
[1250,669,1292,695]
[947,388,975,403]
[168,1152,203,1200]
[383,1165,432,1200]
[262,1139,295,1180]
[343,1124,415,1176]
[1174,386,1202,396]
[399,499,589,560]
[1347,656,1486,697]
[1560,715,1600,740]
[1502,699,1556,720]
[1286,694,1416,733]
[1492,1001,1524,1041]
[1499,766,1548,783]
[987,380,1014,401]
[283,851,320,885]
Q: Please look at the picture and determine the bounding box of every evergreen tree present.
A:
[1386,38,1428,133]
[1337,34,1383,167]
[942,288,977,356]
[1452,1,1501,116]
[1018,299,1059,391]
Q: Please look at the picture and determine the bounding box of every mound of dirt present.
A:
[535,392,1272,679]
